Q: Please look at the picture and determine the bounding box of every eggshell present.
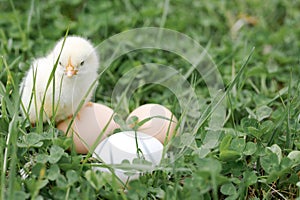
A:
[93,131,163,182]
[57,103,119,154]
[127,104,178,143]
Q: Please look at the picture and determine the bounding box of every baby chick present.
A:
[20,36,99,123]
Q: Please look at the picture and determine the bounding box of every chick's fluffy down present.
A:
[21,36,99,123]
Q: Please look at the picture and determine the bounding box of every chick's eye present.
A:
[80,61,85,66]
[59,61,62,66]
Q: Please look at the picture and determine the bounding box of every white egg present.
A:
[127,104,178,144]
[57,103,119,154]
[92,131,163,183]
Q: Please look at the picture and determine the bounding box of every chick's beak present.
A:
[65,57,78,77]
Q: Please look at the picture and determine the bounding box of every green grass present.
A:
[1,0,300,199]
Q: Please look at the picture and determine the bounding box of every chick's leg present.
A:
[86,102,93,107]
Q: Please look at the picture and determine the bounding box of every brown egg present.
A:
[127,104,178,144]
[57,103,119,154]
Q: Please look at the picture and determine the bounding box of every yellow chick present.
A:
[20,36,99,123]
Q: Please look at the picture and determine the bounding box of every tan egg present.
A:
[57,103,119,154]
[127,104,178,144]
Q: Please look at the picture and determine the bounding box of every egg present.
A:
[127,104,178,143]
[93,131,163,183]
[57,103,119,154]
